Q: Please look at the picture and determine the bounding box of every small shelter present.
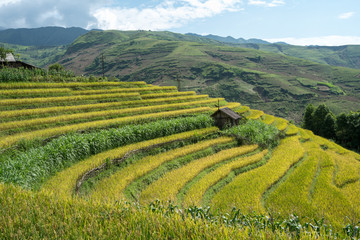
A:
[211,107,243,129]
[0,53,38,69]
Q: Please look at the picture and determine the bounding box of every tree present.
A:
[302,104,315,131]
[312,104,331,136]
[336,111,360,151]
[323,112,336,139]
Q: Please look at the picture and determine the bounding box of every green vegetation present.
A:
[49,30,360,123]
[0,115,213,189]
[224,119,280,148]
[302,103,360,151]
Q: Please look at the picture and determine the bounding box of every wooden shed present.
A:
[211,107,243,129]
[0,53,38,69]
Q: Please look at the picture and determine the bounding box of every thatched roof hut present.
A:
[0,53,38,69]
[211,107,243,129]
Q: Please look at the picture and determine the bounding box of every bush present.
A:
[224,120,280,149]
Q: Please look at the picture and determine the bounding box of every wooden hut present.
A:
[0,53,38,69]
[211,107,243,129]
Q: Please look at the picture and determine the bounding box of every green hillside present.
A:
[0,69,360,238]
[187,33,360,69]
[57,30,360,123]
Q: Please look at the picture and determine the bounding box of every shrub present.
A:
[224,120,280,148]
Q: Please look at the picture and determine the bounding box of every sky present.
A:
[0,0,359,46]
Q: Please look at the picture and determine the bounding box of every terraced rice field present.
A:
[0,80,360,233]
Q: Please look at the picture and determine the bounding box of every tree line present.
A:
[302,104,360,151]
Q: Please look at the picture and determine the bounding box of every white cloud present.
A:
[265,36,360,46]
[248,0,284,7]
[0,0,20,8]
[338,12,355,19]
[91,0,244,30]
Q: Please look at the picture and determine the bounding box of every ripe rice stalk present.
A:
[211,136,304,213]
[0,92,141,106]
[71,86,177,95]
[0,107,211,148]
[328,150,360,187]
[285,124,299,136]
[245,109,264,120]
[273,117,289,131]
[261,114,275,125]
[0,95,211,119]
[236,105,250,114]
[310,149,355,229]
[0,88,72,96]
[140,144,258,204]
[42,127,220,198]
[88,136,233,202]
[0,99,219,131]
[0,81,146,89]
[183,149,266,206]
[264,141,321,217]
[141,91,195,99]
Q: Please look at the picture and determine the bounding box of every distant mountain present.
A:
[186,33,360,69]
[55,30,360,123]
[0,26,88,46]
[186,33,271,44]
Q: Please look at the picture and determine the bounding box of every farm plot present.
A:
[0,99,220,132]
[139,144,259,204]
[88,136,234,202]
[183,149,268,206]
[42,127,219,198]
[0,95,212,119]
[211,136,304,212]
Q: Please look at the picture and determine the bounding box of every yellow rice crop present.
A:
[310,149,355,229]
[298,128,313,141]
[273,117,289,131]
[42,127,219,198]
[210,102,241,112]
[0,107,211,148]
[328,150,360,187]
[0,88,72,96]
[88,136,234,202]
[183,149,267,206]
[264,141,320,217]
[245,109,264,120]
[211,136,304,212]
[71,86,177,95]
[0,92,140,106]
[141,91,195,99]
[261,114,275,125]
[140,144,258,204]
[0,99,219,131]
[285,124,299,136]
[341,182,360,222]
[0,81,146,89]
[236,105,250,114]
[0,95,211,119]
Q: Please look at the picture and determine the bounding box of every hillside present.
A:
[0,71,359,238]
[188,33,360,69]
[0,26,88,46]
[58,30,360,123]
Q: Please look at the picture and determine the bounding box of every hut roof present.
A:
[211,107,241,120]
[0,53,16,62]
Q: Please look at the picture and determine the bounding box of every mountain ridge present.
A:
[57,30,360,123]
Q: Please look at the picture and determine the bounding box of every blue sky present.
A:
[0,0,359,46]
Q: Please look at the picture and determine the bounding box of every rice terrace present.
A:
[0,66,359,239]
